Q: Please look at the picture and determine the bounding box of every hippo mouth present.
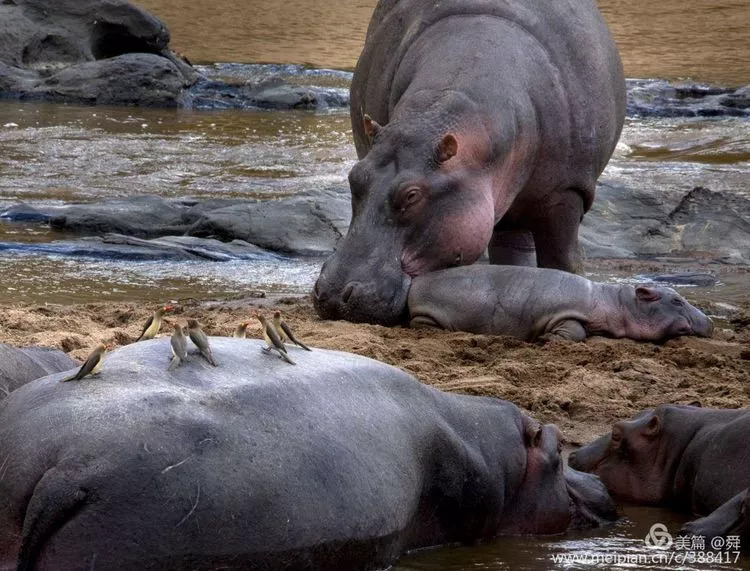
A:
[564,469,618,529]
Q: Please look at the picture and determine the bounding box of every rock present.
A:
[0,343,75,399]
[36,53,187,107]
[186,190,351,255]
[0,0,197,107]
[184,77,350,111]
[49,196,188,238]
[581,183,750,265]
[636,273,719,287]
[627,79,750,118]
[0,233,279,262]
[2,192,351,256]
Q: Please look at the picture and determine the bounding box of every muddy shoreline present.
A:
[2,264,748,446]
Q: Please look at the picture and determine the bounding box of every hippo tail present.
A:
[17,469,88,571]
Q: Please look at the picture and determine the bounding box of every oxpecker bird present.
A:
[233,321,250,338]
[273,310,312,351]
[169,324,189,370]
[255,313,295,365]
[136,305,174,341]
[61,343,111,382]
[187,319,218,366]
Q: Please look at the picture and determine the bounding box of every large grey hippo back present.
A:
[351,0,625,173]
[0,338,615,570]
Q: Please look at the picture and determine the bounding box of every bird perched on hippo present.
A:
[314,0,626,325]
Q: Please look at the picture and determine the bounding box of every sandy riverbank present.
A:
[2,287,748,445]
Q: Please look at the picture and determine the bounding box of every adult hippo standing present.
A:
[0,339,616,570]
[314,0,626,325]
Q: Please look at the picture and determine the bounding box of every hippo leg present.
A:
[488,229,537,267]
[680,489,749,542]
[530,189,585,273]
[539,319,587,343]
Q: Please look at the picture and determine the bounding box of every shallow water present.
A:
[397,505,749,570]
[1,94,748,306]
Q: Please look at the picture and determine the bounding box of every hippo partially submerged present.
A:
[569,405,750,543]
[408,265,714,342]
[314,0,626,325]
[0,339,615,570]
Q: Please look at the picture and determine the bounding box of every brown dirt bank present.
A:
[1,288,748,446]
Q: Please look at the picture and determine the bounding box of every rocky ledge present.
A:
[1,184,749,266]
[0,0,349,110]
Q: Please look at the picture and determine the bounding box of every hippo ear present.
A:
[643,414,661,438]
[363,114,381,140]
[522,416,542,448]
[635,286,661,303]
[436,134,458,163]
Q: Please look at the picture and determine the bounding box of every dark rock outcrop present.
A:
[0,0,350,110]
[581,184,750,265]
[0,233,279,262]
[0,0,197,107]
[0,343,75,399]
[2,184,747,263]
[1,192,351,256]
[186,191,351,255]
[627,79,750,118]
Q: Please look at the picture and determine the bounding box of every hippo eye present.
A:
[396,186,424,212]
[671,298,684,307]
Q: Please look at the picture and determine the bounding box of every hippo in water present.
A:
[681,488,750,546]
[407,265,714,342]
[569,405,750,543]
[0,338,616,570]
[314,0,626,325]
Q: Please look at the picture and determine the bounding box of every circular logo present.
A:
[645,523,673,549]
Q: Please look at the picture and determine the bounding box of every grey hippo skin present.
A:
[313,0,626,325]
[408,265,714,342]
[569,405,750,545]
[680,489,750,546]
[0,343,75,399]
[0,339,616,570]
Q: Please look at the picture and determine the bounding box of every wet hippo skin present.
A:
[314,0,626,325]
[570,405,750,545]
[0,339,616,570]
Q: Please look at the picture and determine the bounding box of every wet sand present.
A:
[2,274,748,445]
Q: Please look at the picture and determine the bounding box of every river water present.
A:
[0,1,749,568]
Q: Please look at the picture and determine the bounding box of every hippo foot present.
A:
[409,316,443,330]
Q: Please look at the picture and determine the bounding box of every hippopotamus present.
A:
[569,405,750,541]
[680,488,749,546]
[0,343,75,399]
[408,265,714,342]
[0,338,616,570]
[313,0,626,325]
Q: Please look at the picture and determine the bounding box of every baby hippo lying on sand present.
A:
[408,266,713,342]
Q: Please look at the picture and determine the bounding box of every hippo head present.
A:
[623,285,714,341]
[314,112,496,325]
[568,408,673,504]
[501,419,617,534]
